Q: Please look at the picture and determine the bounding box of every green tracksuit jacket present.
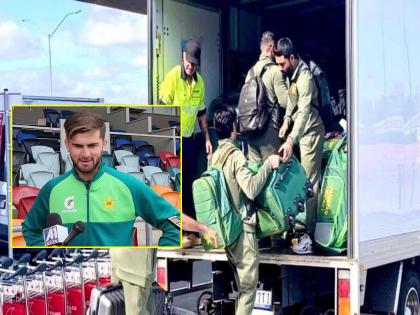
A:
[22,162,180,246]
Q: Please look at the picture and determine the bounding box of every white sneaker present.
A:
[291,233,313,254]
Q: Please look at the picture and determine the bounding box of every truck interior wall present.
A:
[228,0,346,98]
[155,0,221,105]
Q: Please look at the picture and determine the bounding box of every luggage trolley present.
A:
[48,249,85,315]
[0,255,30,315]
[24,251,49,315]
[77,249,111,307]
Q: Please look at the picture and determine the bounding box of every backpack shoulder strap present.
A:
[260,62,275,78]
[249,66,255,79]
[213,146,239,169]
[308,60,323,112]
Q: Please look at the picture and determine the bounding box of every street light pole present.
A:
[48,10,81,96]
[48,33,52,96]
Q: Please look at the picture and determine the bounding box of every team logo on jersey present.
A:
[167,216,181,230]
[290,82,297,97]
[64,196,75,210]
[103,196,116,209]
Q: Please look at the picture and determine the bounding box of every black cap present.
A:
[184,40,201,66]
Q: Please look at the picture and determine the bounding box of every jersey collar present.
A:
[291,56,303,81]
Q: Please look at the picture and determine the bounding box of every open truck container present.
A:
[3,0,420,313]
[151,0,420,314]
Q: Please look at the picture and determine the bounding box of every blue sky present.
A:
[0,0,148,103]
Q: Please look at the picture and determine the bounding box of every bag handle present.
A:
[335,135,347,152]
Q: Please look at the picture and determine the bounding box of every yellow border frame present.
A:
[9,103,183,249]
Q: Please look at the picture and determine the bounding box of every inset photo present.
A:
[11,105,181,247]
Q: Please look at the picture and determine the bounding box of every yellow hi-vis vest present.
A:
[160,65,206,137]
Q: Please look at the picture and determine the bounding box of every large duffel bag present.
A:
[251,156,314,238]
[87,283,125,315]
[87,283,165,315]
[315,136,347,254]
[193,147,243,250]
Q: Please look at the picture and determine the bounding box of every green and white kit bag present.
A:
[193,147,242,250]
[250,156,313,239]
[315,135,348,253]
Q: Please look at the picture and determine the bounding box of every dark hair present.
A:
[273,37,296,58]
[213,105,237,139]
[64,111,106,140]
[260,31,276,49]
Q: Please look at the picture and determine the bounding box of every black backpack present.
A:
[309,60,340,132]
[237,63,274,135]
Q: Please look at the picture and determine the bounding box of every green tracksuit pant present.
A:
[120,281,154,315]
[111,249,156,315]
[226,223,259,315]
[299,124,325,234]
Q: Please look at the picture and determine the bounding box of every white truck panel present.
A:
[356,0,420,243]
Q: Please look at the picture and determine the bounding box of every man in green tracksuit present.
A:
[210,105,281,315]
[274,38,325,252]
[245,31,288,162]
[22,112,180,246]
[110,248,157,315]
[110,216,216,315]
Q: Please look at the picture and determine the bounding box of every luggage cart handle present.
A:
[32,250,48,263]
[62,254,84,266]
[45,260,64,271]
[16,253,31,266]
[2,266,28,280]
[85,250,99,261]
[48,248,64,259]
[72,249,99,262]
[0,256,13,268]
[26,263,47,276]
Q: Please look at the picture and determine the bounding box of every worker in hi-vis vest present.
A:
[160,39,212,247]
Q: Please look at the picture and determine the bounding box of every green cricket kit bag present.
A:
[315,135,347,254]
[193,147,243,250]
[321,136,342,177]
[252,156,314,238]
[323,137,341,163]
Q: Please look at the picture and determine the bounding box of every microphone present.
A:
[42,213,69,246]
[62,221,85,246]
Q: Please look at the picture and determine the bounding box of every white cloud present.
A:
[111,85,124,94]
[80,6,147,47]
[0,20,38,58]
[85,66,110,79]
[132,53,147,67]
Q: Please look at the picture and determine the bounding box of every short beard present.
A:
[72,157,101,175]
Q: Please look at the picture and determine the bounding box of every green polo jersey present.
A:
[160,65,206,137]
[22,162,180,246]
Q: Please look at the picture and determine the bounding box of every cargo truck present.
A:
[149,0,420,314]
